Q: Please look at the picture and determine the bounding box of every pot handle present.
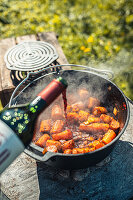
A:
[49,64,114,80]
[24,143,57,162]
[9,64,114,107]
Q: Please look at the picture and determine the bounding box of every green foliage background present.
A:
[0,0,133,107]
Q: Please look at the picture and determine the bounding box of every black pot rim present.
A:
[24,69,130,159]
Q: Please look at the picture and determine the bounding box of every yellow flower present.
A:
[80,46,85,50]
[104,45,109,51]
[52,15,60,24]
[38,27,44,32]
[84,48,91,53]
[87,36,94,43]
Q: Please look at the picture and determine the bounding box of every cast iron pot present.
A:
[9,64,130,170]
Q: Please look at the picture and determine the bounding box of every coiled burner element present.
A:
[4,41,59,71]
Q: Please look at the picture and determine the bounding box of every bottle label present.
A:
[0,120,25,174]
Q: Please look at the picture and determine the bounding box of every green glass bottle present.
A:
[0,77,67,174]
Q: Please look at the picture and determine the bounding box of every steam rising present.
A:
[13,50,130,140]
[15,49,133,107]
[89,49,133,74]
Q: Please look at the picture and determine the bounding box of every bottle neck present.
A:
[29,96,47,116]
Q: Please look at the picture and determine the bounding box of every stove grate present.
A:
[4,41,59,71]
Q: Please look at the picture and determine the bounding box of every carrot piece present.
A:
[78,110,90,122]
[67,112,79,123]
[72,148,85,154]
[42,148,47,155]
[64,149,72,154]
[46,140,61,150]
[72,148,78,154]
[95,142,105,149]
[40,119,52,133]
[50,120,65,134]
[102,129,116,144]
[83,115,100,125]
[113,107,118,116]
[87,140,99,149]
[100,114,112,124]
[79,123,109,133]
[46,145,58,153]
[52,129,73,141]
[71,101,84,112]
[89,147,95,152]
[78,88,89,100]
[35,134,50,148]
[88,97,100,109]
[76,148,85,154]
[91,140,105,149]
[84,147,90,153]
[62,139,75,151]
[110,118,120,131]
[93,107,107,115]
[51,104,64,120]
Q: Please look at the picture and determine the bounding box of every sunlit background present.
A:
[0,0,133,110]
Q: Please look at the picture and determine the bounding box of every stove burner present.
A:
[10,70,27,86]
[9,60,60,86]
[4,41,59,71]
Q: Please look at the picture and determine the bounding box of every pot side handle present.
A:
[24,143,57,162]
[84,67,114,80]
[9,64,114,108]
[52,64,114,80]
